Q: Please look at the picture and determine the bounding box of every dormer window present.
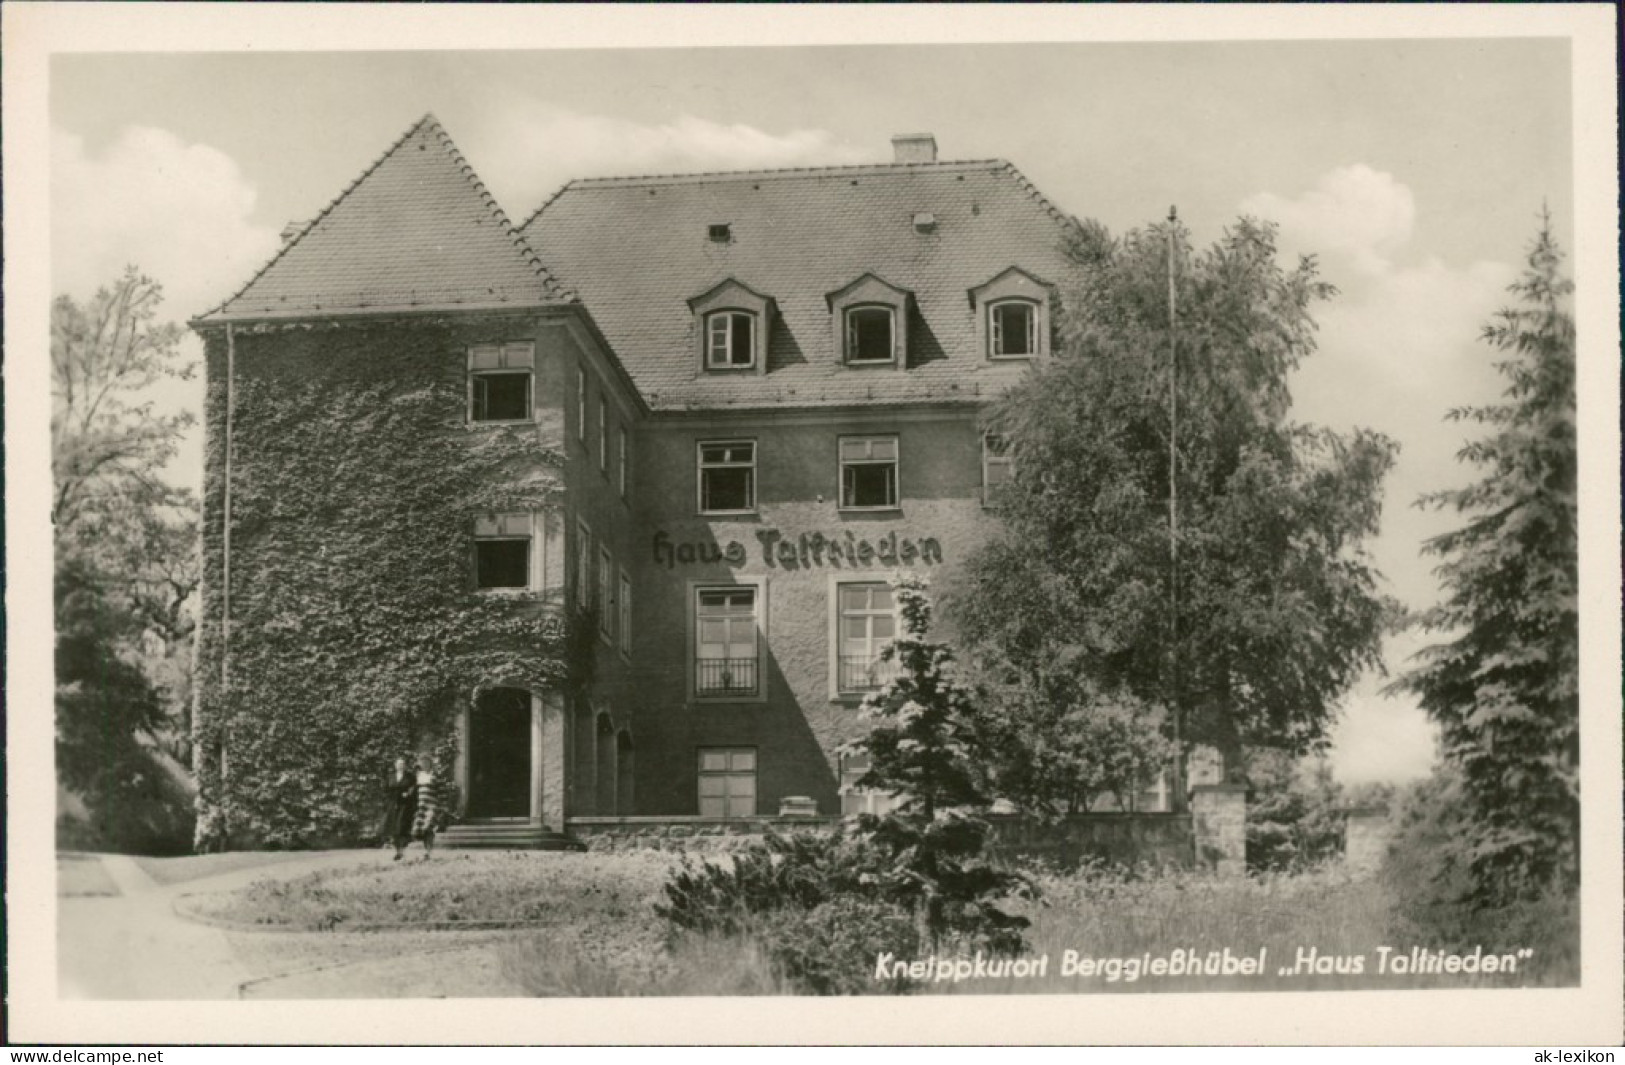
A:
[706,311,757,369]
[970,267,1053,361]
[826,274,912,369]
[845,306,895,364]
[989,300,1038,358]
[688,278,775,377]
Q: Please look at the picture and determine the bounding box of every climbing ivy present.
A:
[193,319,572,848]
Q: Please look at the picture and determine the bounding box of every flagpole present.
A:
[1167,206,1183,810]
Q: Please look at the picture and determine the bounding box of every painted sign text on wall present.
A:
[653,529,943,569]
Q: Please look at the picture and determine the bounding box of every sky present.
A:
[46,33,1577,786]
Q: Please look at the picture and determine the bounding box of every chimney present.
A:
[280,220,305,245]
[891,133,937,165]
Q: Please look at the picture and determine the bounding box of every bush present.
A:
[1379,768,1578,985]
[754,899,922,995]
[655,829,878,937]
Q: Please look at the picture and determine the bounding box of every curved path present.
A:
[58,850,524,999]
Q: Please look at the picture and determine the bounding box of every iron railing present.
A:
[696,657,758,695]
[839,654,898,693]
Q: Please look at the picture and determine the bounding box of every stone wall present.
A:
[566,814,839,852]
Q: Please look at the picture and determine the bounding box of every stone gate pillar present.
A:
[1342,805,1392,876]
[1191,783,1247,876]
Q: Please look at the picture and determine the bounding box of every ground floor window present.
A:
[695,586,759,696]
[698,747,757,818]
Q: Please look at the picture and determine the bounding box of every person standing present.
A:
[408,752,441,860]
[384,756,417,861]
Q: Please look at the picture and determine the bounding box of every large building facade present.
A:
[192,116,1086,842]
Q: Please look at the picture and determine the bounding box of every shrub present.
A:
[754,899,923,995]
[655,829,878,938]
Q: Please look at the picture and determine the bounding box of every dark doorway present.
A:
[468,688,531,819]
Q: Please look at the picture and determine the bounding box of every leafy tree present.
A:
[959,217,1397,789]
[842,575,1031,954]
[971,676,1173,815]
[1391,218,1577,904]
[52,267,199,848]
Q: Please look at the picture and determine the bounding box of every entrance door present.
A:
[468,688,532,819]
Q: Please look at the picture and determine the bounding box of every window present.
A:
[708,223,732,243]
[618,426,629,497]
[983,433,1014,507]
[468,343,534,422]
[598,398,608,474]
[698,748,756,818]
[706,311,756,369]
[474,512,531,590]
[598,547,614,637]
[837,582,897,692]
[576,367,587,442]
[695,587,758,696]
[618,570,632,652]
[698,440,756,514]
[844,306,895,364]
[990,300,1038,358]
[839,436,898,510]
[575,521,592,611]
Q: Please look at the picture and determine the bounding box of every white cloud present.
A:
[464,103,872,217]
[1242,164,1415,276]
[1244,166,1520,785]
[52,125,281,321]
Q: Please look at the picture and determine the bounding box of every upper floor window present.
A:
[598,397,609,473]
[598,546,614,638]
[969,267,1052,361]
[618,568,633,653]
[468,343,534,423]
[989,300,1039,358]
[474,512,532,591]
[706,311,757,369]
[845,306,896,364]
[695,588,759,698]
[575,520,592,611]
[698,440,756,514]
[618,426,629,497]
[839,436,898,510]
[826,273,912,368]
[576,366,588,442]
[983,432,1014,507]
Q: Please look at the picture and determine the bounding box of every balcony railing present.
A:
[696,657,759,695]
[839,654,898,693]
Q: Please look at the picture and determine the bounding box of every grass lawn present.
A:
[57,854,120,897]
[185,849,679,929]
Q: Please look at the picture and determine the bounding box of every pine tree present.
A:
[1395,216,1578,903]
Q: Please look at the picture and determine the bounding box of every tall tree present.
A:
[1393,217,1578,903]
[959,217,1397,791]
[52,267,199,846]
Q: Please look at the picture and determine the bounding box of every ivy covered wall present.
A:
[193,315,571,848]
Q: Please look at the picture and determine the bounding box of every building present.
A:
[189,115,1087,847]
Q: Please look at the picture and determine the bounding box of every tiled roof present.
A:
[197,115,569,323]
[522,160,1079,411]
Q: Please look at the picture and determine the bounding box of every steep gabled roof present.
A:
[197,115,569,324]
[521,159,1078,411]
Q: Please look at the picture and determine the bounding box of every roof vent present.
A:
[913,212,937,234]
[280,220,306,244]
[708,223,732,243]
[892,133,938,165]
